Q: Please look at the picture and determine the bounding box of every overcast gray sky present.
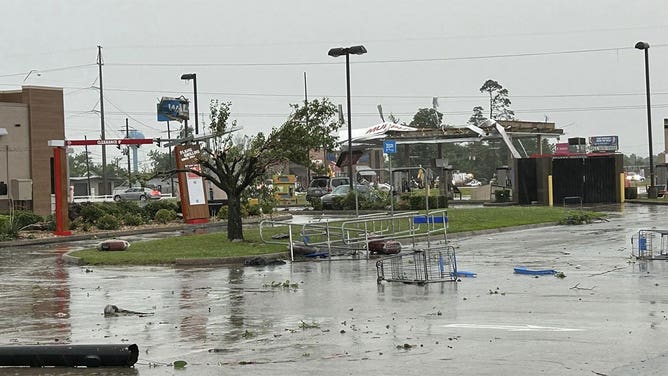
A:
[2,0,666,168]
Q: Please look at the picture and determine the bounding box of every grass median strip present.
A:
[69,206,601,265]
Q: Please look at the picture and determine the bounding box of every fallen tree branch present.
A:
[570,283,596,290]
[588,266,626,277]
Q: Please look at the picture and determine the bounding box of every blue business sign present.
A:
[383,140,397,154]
[157,97,189,122]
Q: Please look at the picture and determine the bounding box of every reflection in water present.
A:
[0,245,72,343]
[633,259,668,274]
[225,267,246,341]
[178,270,210,342]
[2,368,139,376]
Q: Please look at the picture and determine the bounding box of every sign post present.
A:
[383,140,397,215]
[174,144,209,224]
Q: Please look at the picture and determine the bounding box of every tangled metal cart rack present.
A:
[376,245,457,284]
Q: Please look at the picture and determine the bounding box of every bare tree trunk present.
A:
[226,192,244,240]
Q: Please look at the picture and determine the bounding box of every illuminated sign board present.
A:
[589,136,618,152]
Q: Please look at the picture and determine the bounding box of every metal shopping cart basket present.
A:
[376,245,457,284]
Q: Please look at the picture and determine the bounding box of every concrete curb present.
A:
[48,215,292,266]
[174,252,289,266]
[0,214,292,249]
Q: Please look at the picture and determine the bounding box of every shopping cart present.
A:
[631,229,668,260]
[376,245,457,284]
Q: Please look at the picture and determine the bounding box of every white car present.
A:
[625,172,645,182]
[113,187,162,201]
[465,179,482,187]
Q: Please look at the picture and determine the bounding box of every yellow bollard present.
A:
[548,175,553,207]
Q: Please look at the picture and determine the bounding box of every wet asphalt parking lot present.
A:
[0,203,667,375]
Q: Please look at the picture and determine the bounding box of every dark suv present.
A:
[305,176,350,202]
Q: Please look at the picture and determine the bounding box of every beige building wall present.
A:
[0,86,65,216]
[24,87,66,215]
[0,103,31,195]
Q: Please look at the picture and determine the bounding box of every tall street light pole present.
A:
[181,73,198,135]
[328,45,367,189]
[635,41,656,198]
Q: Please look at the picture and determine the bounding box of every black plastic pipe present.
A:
[0,344,138,367]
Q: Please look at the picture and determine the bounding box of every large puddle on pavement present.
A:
[1,203,668,375]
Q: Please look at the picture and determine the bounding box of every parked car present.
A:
[625,172,645,182]
[305,176,350,202]
[320,184,372,209]
[465,179,482,187]
[375,183,392,192]
[113,187,161,202]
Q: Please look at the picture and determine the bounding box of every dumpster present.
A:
[625,187,638,199]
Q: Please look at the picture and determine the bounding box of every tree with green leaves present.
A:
[468,105,486,125]
[147,149,174,175]
[68,151,97,177]
[191,99,341,240]
[479,79,515,120]
[409,108,443,128]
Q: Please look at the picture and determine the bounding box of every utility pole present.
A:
[304,72,310,186]
[126,118,131,185]
[84,136,91,196]
[97,45,107,196]
[167,121,175,197]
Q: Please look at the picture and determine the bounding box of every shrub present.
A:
[154,209,177,224]
[0,215,18,240]
[373,190,391,210]
[14,210,43,230]
[97,202,122,218]
[246,203,261,216]
[331,196,345,210]
[437,195,448,208]
[68,203,82,222]
[309,198,323,211]
[44,214,56,231]
[123,213,145,226]
[69,217,83,230]
[260,203,273,215]
[144,200,179,220]
[116,200,144,217]
[216,205,229,220]
[96,214,120,230]
[408,195,425,210]
[79,202,105,224]
[558,211,600,225]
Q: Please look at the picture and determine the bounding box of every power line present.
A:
[104,44,668,68]
[62,102,668,119]
[73,86,668,100]
[102,96,162,132]
[0,63,95,79]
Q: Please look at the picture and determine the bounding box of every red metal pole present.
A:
[53,147,71,236]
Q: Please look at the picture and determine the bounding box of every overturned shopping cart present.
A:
[376,245,457,284]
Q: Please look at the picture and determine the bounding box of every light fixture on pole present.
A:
[181,73,198,135]
[328,45,367,189]
[635,41,656,198]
